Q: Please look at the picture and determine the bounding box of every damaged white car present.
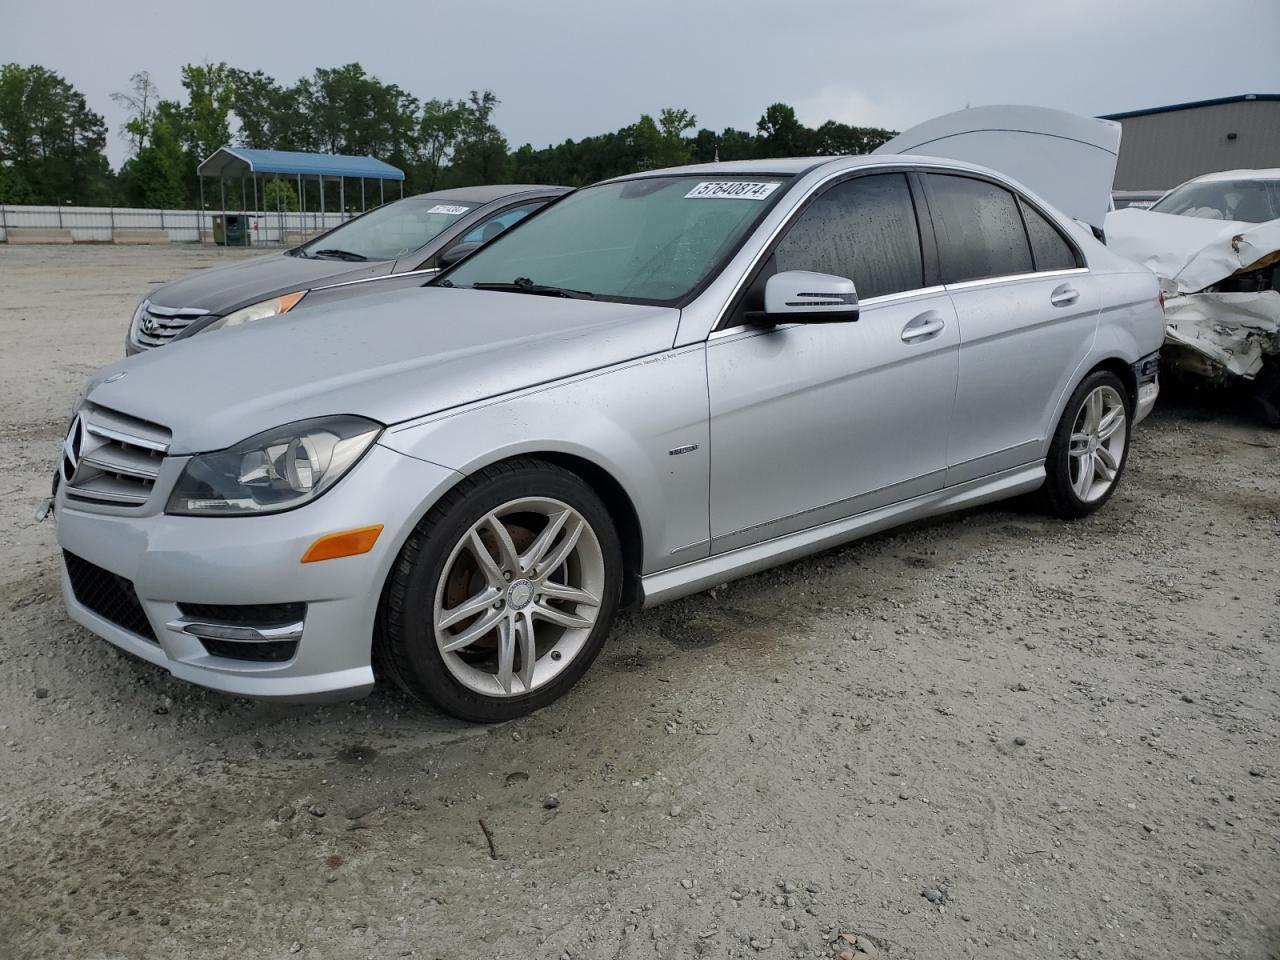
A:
[1105,170,1280,423]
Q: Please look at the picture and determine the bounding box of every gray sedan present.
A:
[55,156,1164,721]
[125,184,568,353]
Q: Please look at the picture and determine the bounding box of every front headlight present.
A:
[201,291,307,334]
[166,416,382,516]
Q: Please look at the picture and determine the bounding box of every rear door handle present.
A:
[1050,284,1079,307]
[901,311,946,342]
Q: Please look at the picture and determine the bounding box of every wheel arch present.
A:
[518,451,645,610]
[1087,356,1138,410]
[380,447,647,614]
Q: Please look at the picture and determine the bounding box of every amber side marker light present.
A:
[301,525,384,563]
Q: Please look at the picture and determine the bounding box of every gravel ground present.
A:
[0,244,1277,960]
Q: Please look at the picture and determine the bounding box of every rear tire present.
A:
[376,459,622,722]
[1035,369,1132,519]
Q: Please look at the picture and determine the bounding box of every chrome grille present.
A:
[131,300,210,348]
[61,403,170,507]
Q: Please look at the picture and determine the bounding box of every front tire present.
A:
[377,459,623,722]
[1036,370,1131,519]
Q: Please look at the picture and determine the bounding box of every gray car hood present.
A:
[86,287,680,454]
[149,251,393,314]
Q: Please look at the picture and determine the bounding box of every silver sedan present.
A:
[52,155,1165,721]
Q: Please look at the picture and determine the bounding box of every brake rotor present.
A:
[443,518,537,658]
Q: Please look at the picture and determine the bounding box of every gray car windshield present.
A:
[1149,179,1280,223]
[298,197,476,261]
[442,176,789,304]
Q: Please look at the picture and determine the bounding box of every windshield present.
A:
[298,197,476,261]
[1150,178,1280,223]
[441,175,790,304]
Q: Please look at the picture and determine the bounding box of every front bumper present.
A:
[55,443,461,701]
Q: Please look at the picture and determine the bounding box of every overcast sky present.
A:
[4,0,1277,169]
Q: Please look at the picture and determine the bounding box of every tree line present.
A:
[0,61,897,209]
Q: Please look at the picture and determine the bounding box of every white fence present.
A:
[0,205,351,244]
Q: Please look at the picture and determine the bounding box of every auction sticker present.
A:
[684,181,780,200]
[427,204,470,215]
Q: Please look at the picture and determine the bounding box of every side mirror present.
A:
[760,270,859,323]
[438,241,481,269]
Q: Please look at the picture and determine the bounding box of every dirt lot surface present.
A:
[0,244,1277,960]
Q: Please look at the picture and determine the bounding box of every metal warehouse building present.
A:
[1102,93,1280,191]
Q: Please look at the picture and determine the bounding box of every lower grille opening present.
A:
[198,638,299,663]
[177,602,305,626]
[63,551,157,642]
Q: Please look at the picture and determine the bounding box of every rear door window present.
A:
[1019,199,1080,271]
[771,173,924,300]
[927,174,1033,283]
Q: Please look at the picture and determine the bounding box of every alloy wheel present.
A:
[432,497,605,698]
[1068,385,1127,503]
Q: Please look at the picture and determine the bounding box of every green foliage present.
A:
[414,98,467,191]
[118,100,192,208]
[2,58,900,208]
[0,161,34,203]
[0,63,113,204]
[447,91,509,187]
[261,178,299,211]
[111,71,159,156]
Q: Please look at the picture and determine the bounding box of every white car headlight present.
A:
[201,291,307,334]
[166,416,382,516]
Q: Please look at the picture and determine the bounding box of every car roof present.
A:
[1187,168,1280,184]
[605,154,1024,183]
[409,184,570,204]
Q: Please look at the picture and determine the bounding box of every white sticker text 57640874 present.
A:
[684,181,781,201]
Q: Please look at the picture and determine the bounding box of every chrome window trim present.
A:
[703,159,1094,341]
[943,267,1088,292]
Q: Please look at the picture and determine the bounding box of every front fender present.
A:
[379,346,711,574]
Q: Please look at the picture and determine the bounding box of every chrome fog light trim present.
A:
[166,618,305,643]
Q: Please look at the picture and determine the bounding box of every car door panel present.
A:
[920,173,1102,485]
[707,289,959,553]
[944,271,1099,483]
[706,171,958,553]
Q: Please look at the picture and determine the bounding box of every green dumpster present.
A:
[212,214,249,246]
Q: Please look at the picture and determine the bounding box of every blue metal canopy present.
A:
[198,147,405,181]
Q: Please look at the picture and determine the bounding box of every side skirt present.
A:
[639,462,1045,607]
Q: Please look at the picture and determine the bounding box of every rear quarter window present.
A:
[1019,199,1080,271]
[927,174,1033,283]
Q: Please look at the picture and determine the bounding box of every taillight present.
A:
[1158,290,1166,313]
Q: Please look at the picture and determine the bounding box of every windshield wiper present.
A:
[471,277,595,300]
[311,248,369,261]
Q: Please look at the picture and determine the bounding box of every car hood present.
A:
[148,251,394,314]
[85,287,681,454]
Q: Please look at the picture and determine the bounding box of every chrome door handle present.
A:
[901,311,946,342]
[1050,284,1079,307]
